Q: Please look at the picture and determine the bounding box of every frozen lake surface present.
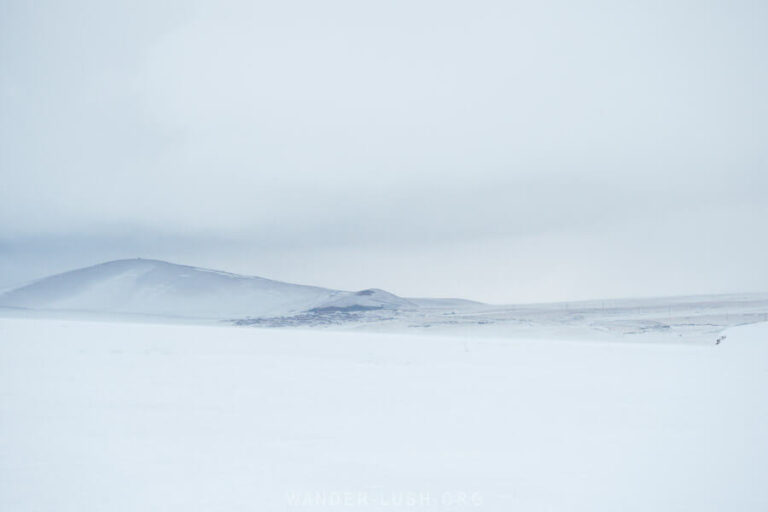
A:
[1,317,767,511]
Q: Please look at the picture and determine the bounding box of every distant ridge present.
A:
[0,258,425,319]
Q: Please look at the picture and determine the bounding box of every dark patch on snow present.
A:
[233,308,394,328]
[308,305,383,314]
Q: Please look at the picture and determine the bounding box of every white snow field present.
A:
[1,316,767,511]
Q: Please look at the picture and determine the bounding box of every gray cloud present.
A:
[1,0,766,302]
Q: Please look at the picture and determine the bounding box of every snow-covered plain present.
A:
[1,316,767,511]
[2,259,766,344]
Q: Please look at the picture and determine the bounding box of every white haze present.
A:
[1,0,766,302]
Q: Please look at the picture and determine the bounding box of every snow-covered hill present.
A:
[309,288,417,312]
[0,259,415,319]
[2,259,766,344]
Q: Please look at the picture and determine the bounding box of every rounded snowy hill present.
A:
[309,288,417,313]
[0,259,349,319]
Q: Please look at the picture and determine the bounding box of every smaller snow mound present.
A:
[308,288,416,313]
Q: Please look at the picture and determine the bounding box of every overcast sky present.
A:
[1,0,766,303]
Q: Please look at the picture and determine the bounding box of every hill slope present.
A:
[0,259,408,319]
